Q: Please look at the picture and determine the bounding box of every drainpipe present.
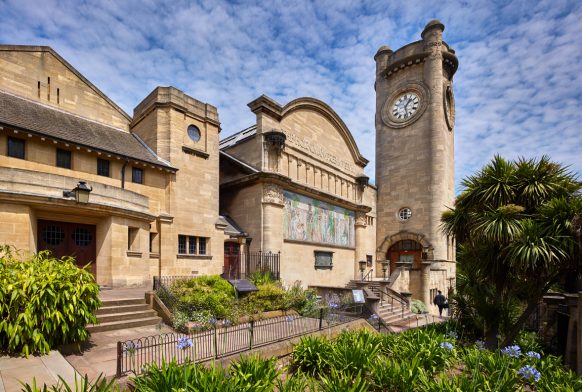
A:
[121,158,129,189]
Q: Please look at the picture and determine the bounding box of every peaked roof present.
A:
[0,45,132,122]
[0,90,175,169]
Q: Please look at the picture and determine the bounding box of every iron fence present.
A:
[223,250,280,281]
[117,310,355,377]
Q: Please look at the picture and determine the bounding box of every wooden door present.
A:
[223,242,241,279]
[37,220,96,275]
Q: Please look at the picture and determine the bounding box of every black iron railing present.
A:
[223,250,280,281]
[117,310,355,377]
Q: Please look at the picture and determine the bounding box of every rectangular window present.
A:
[178,235,187,254]
[97,158,110,177]
[132,167,143,184]
[314,250,333,269]
[7,137,25,159]
[198,237,207,255]
[56,149,71,169]
[149,232,159,253]
[178,235,209,255]
[188,236,197,254]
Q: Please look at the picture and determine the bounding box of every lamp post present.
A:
[381,260,389,281]
[358,260,367,281]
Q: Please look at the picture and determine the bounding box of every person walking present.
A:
[433,290,447,317]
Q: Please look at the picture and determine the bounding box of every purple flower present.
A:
[526,351,541,360]
[177,336,193,350]
[447,331,458,339]
[223,319,232,327]
[501,345,521,358]
[124,341,139,353]
[286,316,295,322]
[440,342,454,350]
[328,301,339,309]
[475,340,485,350]
[517,365,541,382]
[208,318,217,326]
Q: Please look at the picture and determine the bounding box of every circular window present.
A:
[72,228,93,246]
[187,125,201,142]
[398,208,412,221]
[42,225,65,246]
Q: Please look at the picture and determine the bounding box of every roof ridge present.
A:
[132,132,173,168]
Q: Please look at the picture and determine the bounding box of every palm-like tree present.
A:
[442,155,582,347]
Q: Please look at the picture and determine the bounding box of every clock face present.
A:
[443,85,455,130]
[391,92,420,121]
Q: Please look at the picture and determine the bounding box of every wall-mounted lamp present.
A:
[264,130,286,153]
[356,175,369,192]
[358,260,367,281]
[63,181,92,203]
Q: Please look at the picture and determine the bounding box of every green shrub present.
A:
[20,374,117,392]
[248,269,275,286]
[0,246,100,356]
[410,299,428,314]
[170,275,235,319]
[241,282,287,312]
[229,354,279,391]
[291,336,334,376]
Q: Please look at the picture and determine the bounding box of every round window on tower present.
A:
[187,125,201,142]
[398,208,412,221]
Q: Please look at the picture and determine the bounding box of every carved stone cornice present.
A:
[262,183,284,206]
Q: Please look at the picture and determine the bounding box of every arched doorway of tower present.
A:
[387,239,423,272]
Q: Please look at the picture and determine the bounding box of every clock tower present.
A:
[374,20,458,309]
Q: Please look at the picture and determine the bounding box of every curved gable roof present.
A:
[248,95,368,168]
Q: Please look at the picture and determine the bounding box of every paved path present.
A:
[64,323,174,380]
[0,351,78,392]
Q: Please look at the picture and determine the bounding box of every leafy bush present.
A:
[290,336,334,376]
[241,282,287,312]
[248,269,275,286]
[0,246,100,356]
[170,275,235,319]
[410,299,428,314]
[21,374,117,392]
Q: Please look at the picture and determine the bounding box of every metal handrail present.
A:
[377,287,409,319]
[362,269,374,281]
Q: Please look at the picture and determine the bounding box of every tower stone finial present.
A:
[421,19,445,39]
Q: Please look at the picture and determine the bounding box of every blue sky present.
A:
[1,0,580,190]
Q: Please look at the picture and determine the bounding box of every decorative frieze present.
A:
[262,183,284,205]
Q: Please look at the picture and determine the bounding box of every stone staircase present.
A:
[346,280,418,330]
[88,298,161,333]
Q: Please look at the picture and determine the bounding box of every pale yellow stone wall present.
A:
[0,46,130,130]
[0,203,33,251]
[220,183,263,251]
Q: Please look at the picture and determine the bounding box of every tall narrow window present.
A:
[188,236,197,254]
[7,137,25,159]
[132,167,143,184]
[56,149,71,169]
[97,158,110,177]
[128,227,139,251]
[178,235,187,254]
[198,238,207,255]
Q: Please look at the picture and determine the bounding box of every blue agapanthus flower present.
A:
[286,315,295,322]
[440,342,454,350]
[501,345,521,358]
[526,351,541,359]
[474,340,485,350]
[177,336,193,350]
[368,314,379,321]
[223,319,232,327]
[447,331,458,339]
[208,318,217,325]
[328,301,339,309]
[517,365,541,382]
[125,341,139,353]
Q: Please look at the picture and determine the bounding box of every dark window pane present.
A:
[198,237,206,255]
[178,235,186,254]
[7,137,25,159]
[188,236,196,254]
[97,159,110,177]
[132,167,143,184]
[56,149,71,169]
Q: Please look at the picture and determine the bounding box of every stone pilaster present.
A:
[262,183,284,253]
[354,211,367,279]
[421,261,432,311]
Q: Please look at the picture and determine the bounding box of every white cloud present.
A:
[0,0,580,188]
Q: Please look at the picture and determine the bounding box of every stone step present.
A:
[99,298,145,307]
[96,310,158,324]
[96,303,151,315]
[87,316,161,333]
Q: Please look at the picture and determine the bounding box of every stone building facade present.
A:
[374,20,458,310]
[0,45,226,287]
[0,20,457,310]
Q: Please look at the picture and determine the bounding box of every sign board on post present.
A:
[352,289,365,304]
